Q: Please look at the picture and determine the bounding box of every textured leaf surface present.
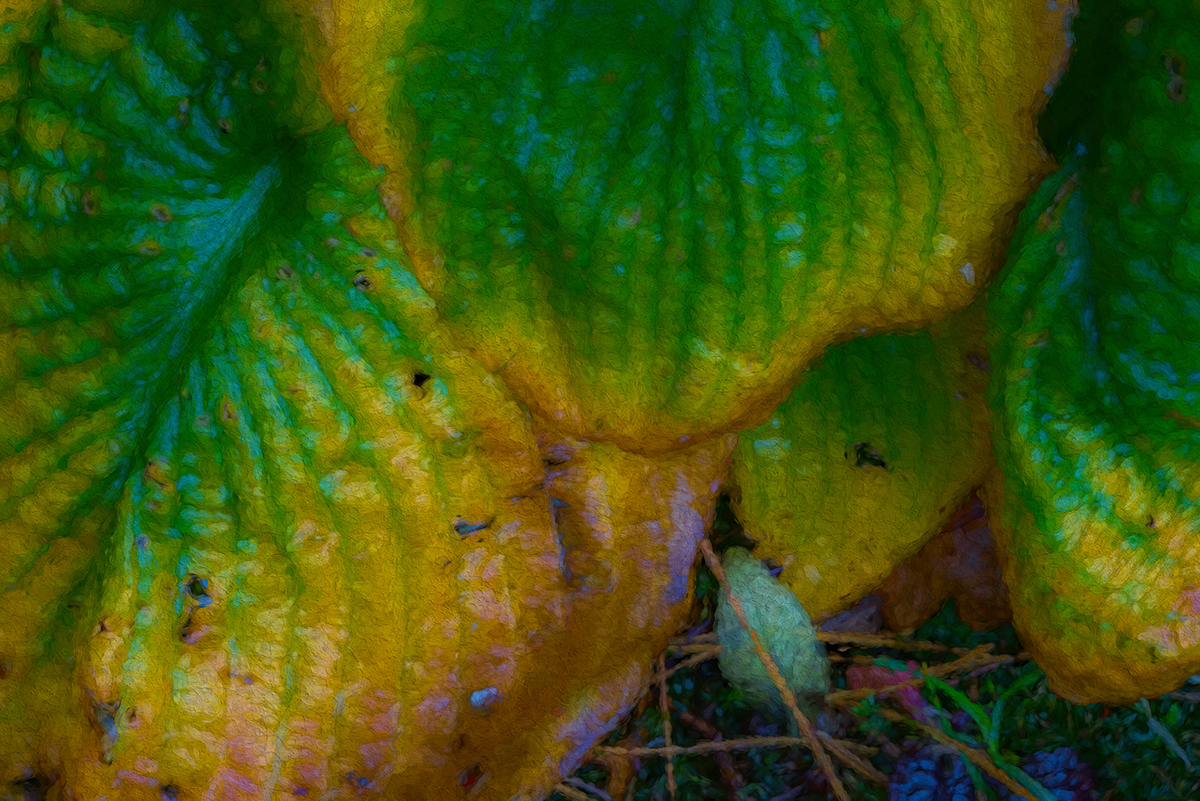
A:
[0,4,732,798]
[714,546,830,733]
[727,297,992,621]
[292,0,1072,452]
[985,0,1200,705]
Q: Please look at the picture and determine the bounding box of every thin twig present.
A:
[656,653,677,800]
[553,783,592,801]
[817,631,957,652]
[817,730,889,785]
[595,735,818,758]
[825,644,999,709]
[698,538,850,801]
[560,777,613,801]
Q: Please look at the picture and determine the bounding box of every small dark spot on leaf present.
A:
[849,442,887,469]
[1167,76,1189,104]
[180,612,195,642]
[1148,516,1156,529]
[97,619,110,634]
[551,497,569,510]
[1163,50,1188,77]
[149,204,173,222]
[761,557,783,578]
[217,117,232,133]
[454,519,493,536]
[160,785,179,801]
[967,353,990,373]
[413,372,430,388]
[0,660,7,679]
[353,271,372,291]
[276,264,294,280]
[361,247,378,258]
[250,78,267,95]
[455,734,467,751]
[81,189,98,216]
[256,56,268,72]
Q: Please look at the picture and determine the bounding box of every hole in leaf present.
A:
[849,442,887,469]
[353,271,372,291]
[276,264,294,280]
[460,763,486,790]
[217,117,232,134]
[468,686,500,715]
[413,372,430,388]
[361,247,378,258]
[160,785,179,801]
[344,772,371,790]
[453,519,493,537]
[186,576,210,605]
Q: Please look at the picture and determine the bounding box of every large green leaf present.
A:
[985,0,1200,705]
[0,4,730,798]
[297,0,1071,452]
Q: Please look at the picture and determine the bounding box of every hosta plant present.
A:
[984,0,1200,705]
[0,0,1100,798]
[726,295,993,621]
[0,2,735,797]
[285,0,1073,452]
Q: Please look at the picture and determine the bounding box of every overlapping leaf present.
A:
[0,4,733,798]
[727,296,992,621]
[985,0,1200,705]
[287,0,1073,452]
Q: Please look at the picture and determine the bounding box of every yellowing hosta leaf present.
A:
[289,0,1072,453]
[0,4,733,798]
[985,0,1200,703]
[727,297,992,621]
